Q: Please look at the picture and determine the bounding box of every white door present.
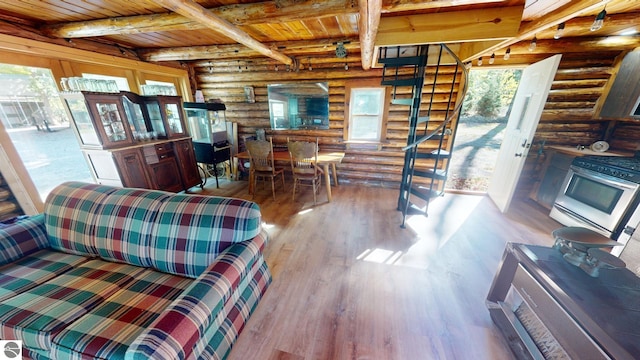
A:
[488,54,562,212]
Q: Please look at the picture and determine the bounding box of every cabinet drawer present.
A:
[144,142,175,164]
[512,264,609,359]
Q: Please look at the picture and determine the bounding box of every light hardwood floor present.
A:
[192,177,562,360]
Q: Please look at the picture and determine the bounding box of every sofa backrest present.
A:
[44,182,262,278]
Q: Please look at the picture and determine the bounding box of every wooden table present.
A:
[235,150,345,202]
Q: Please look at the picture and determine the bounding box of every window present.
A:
[82,73,130,91]
[0,64,93,200]
[348,87,386,142]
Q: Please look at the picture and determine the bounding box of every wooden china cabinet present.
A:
[61,91,201,192]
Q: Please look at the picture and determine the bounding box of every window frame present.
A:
[344,80,390,145]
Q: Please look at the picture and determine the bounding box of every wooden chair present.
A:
[288,140,322,204]
[246,138,285,200]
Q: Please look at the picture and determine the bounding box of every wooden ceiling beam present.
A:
[375,5,524,46]
[359,0,382,70]
[139,37,360,62]
[381,0,509,13]
[152,0,292,65]
[41,0,354,38]
[461,0,614,62]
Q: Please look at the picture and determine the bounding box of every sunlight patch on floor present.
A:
[356,248,404,265]
[397,195,485,269]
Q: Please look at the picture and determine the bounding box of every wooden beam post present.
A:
[359,0,382,70]
[152,0,293,65]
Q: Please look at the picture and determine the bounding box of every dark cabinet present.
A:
[598,50,640,119]
[529,150,574,209]
[113,148,151,189]
[174,139,202,190]
[62,90,199,192]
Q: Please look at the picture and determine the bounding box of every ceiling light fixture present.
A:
[477,57,483,66]
[554,22,565,39]
[489,53,495,64]
[529,36,537,52]
[504,48,511,60]
[591,8,607,31]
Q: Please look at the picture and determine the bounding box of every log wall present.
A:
[196,58,463,188]
[194,50,640,193]
[518,51,640,195]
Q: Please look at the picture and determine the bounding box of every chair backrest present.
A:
[246,138,275,172]
[288,141,318,175]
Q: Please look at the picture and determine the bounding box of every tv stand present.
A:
[487,243,640,359]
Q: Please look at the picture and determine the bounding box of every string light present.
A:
[308,57,312,71]
[504,47,511,60]
[554,22,565,39]
[345,62,349,71]
[529,36,537,52]
[489,53,495,64]
[477,57,483,66]
[591,8,606,31]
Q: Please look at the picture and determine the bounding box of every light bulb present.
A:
[345,63,349,70]
[489,53,495,64]
[529,36,537,52]
[554,22,565,39]
[504,48,511,61]
[477,57,483,66]
[275,65,279,71]
[591,9,606,31]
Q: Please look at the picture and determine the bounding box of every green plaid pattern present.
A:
[93,188,170,268]
[0,249,89,302]
[44,182,119,256]
[0,214,48,266]
[50,268,192,359]
[150,195,262,278]
[127,231,270,359]
[195,260,271,360]
[0,259,146,351]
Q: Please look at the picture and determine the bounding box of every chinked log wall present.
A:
[195,61,461,188]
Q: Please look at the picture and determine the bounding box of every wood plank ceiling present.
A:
[0,0,638,71]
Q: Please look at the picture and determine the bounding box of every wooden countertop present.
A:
[549,145,633,157]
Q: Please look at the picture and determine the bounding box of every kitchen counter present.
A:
[549,145,633,157]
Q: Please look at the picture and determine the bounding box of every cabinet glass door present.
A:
[65,97,100,146]
[145,101,167,138]
[165,102,185,137]
[122,95,148,138]
[94,101,131,146]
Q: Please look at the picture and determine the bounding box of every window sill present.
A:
[344,140,384,150]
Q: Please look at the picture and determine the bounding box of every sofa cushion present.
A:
[150,195,262,278]
[0,214,48,266]
[0,249,89,302]
[44,182,119,257]
[93,188,170,268]
[50,268,191,359]
[0,259,145,351]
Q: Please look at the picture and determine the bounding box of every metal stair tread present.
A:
[381,78,421,87]
[391,98,416,105]
[413,168,447,180]
[379,55,426,66]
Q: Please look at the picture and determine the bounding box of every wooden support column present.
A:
[358,0,382,70]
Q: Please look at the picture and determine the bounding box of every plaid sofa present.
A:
[0,181,271,359]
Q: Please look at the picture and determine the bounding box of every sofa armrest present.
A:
[0,214,49,266]
[126,230,268,360]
